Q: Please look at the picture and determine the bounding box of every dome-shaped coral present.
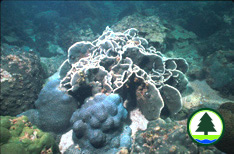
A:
[69,93,131,153]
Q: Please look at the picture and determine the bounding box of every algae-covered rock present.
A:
[204,50,234,96]
[0,116,59,154]
[0,44,46,116]
[132,119,196,153]
[132,118,222,153]
[111,13,167,47]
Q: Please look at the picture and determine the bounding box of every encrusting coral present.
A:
[0,116,59,154]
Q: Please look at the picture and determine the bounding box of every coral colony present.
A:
[60,27,188,120]
[58,27,188,152]
[9,27,189,153]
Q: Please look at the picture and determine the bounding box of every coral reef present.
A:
[60,27,189,120]
[204,50,234,96]
[19,73,78,133]
[111,13,204,80]
[215,102,234,153]
[0,44,46,116]
[1,2,234,154]
[67,93,131,153]
[0,115,59,154]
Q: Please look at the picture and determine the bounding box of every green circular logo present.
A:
[187,108,225,146]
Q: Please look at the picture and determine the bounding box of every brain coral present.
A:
[0,116,59,154]
[69,93,131,153]
[59,27,189,120]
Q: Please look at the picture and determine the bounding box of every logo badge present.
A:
[187,108,225,145]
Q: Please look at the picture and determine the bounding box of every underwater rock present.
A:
[2,35,21,45]
[0,116,59,154]
[68,93,131,153]
[195,26,234,57]
[132,118,222,154]
[204,50,234,96]
[34,33,67,57]
[167,24,197,41]
[59,130,74,154]
[60,27,188,119]
[215,102,234,153]
[129,108,148,136]
[34,10,60,36]
[40,55,67,78]
[111,14,167,47]
[163,24,203,80]
[0,44,46,116]
[35,10,60,23]
[57,27,97,54]
[132,118,198,153]
[19,73,78,133]
[34,33,54,57]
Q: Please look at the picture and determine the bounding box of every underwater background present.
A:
[1,1,234,154]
